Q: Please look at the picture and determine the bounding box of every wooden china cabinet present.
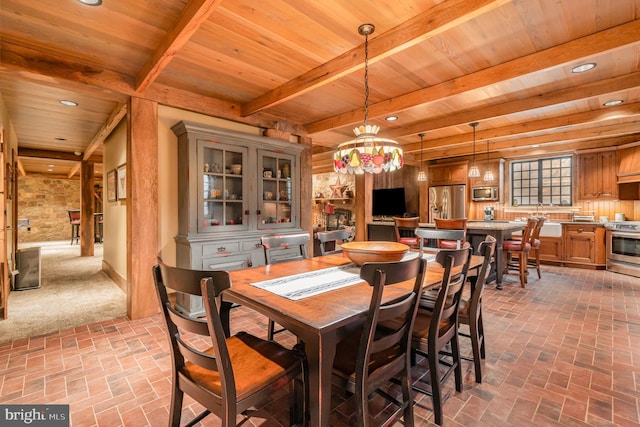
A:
[172,121,303,316]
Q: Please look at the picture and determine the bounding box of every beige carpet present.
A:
[0,241,126,343]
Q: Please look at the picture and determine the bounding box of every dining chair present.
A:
[67,210,81,245]
[458,236,496,383]
[527,216,545,279]
[434,218,469,249]
[316,229,354,256]
[415,228,466,252]
[393,216,420,249]
[153,261,308,427]
[332,255,426,426]
[261,232,311,340]
[503,217,538,287]
[410,247,472,426]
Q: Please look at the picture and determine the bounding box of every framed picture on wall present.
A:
[116,163,127,200]
[107,169,117,202]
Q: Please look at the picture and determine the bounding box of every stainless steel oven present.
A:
[605,222,640,278]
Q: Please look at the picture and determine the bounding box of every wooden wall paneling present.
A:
[80,160,95,256]
[127,97,159,320]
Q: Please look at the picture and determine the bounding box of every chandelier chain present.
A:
[363,30,370,126]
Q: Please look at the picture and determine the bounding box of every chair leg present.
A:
[451,335,463,393]
[169,387,184,427]
[469,317,483,383]
[535,249,541,279]
[428,347,444,426]
[519,251,527,287]
[478,312,486,360]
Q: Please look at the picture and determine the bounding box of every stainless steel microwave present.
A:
[472,186,499,201]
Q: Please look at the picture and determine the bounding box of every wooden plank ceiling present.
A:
[0,0,638,177]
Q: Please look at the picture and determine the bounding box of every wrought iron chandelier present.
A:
[333,24,403,174]
[468,122,480,178]
[417,133,427,182]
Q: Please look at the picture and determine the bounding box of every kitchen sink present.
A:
[509,221,563,237]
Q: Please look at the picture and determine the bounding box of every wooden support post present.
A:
[127,97,159,319]
[80,160,95,256]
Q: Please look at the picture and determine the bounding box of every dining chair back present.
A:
[393,216,420,249]
[503,217,538,287]
[410,246,472,426]
[458,236,496,383]
[332,255,426,426]
[415,228,466,252]
[316,229,354,256]
[261,233,310,265]
[261,232,311,340]
[67,210,81,245]
[434,218,469,249]
[153,261,307,427]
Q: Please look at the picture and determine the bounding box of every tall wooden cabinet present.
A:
[428,162,467,186]
[577,149,617,199]
[172,121,304,316]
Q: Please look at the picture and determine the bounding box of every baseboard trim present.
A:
[102,260,126,293]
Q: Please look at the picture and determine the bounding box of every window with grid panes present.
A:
[511,156,572,206]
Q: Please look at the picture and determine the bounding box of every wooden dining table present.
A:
[224,252,482,427]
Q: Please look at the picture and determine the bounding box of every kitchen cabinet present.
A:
[538,236,563,262]
[577,150,617,199]
[172,121,304,316]
[563,224,605,266]
[617,144,640,183]
[468,159,502,187]
[428,162,467,186]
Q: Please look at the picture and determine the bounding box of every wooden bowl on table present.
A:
[341,241,409,266]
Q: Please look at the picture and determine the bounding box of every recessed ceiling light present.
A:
[385,116,398,121]
[74,151,82,156]
[55,137,67,141]
[531,144,540,148]
[571,63,596,73]
[77,0,102,5]
[48,164,54,168]
[603,100,623,107]
[59,100,78,107]
[47,168,54,172]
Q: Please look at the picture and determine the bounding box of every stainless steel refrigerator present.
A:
[429,184,466,223]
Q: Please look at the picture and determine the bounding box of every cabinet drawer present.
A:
[565,225,596,234]
[202,242,241,257]
[202,253,250,271]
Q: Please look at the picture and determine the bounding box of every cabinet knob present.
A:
[245,210,250,215]
[256,210,261,215]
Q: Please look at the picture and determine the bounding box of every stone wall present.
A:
[18,175,80,243]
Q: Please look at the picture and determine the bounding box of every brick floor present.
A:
[0,265,638,426]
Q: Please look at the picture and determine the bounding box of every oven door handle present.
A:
[609,231,640,239]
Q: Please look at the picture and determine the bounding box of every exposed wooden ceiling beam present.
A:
[305,19,640,134]
[135,0,223,92]
[18,148,87,161]
[386,72,640,139]
[311,107,640,167]
[240,0,510,116]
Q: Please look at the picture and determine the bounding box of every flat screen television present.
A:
[372,188,406,218]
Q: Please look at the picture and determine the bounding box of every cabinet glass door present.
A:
[199,142,248,233]
[258,151,296,229]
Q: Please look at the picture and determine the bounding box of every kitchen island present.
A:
[367,220,526,288]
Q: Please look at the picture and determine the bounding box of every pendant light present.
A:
[333,24,403,174]
[483,139,494,181]
[417,133,427,182]
[468,122,480,178]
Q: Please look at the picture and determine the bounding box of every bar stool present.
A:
[67,210,80,245]
[502,217,537,287]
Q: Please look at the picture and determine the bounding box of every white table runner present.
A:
[250,263,361,300]
[250,252,436,301]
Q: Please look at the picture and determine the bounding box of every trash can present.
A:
[14,247,41,290]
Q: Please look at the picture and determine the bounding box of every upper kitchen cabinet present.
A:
[617,143,640,200]
[429,162,467,186]
[577,149,617,200]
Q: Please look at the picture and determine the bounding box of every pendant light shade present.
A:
[334,24,403,175]
[468,122,481,178]
[483,139,494,181]
[417,133,427,182]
